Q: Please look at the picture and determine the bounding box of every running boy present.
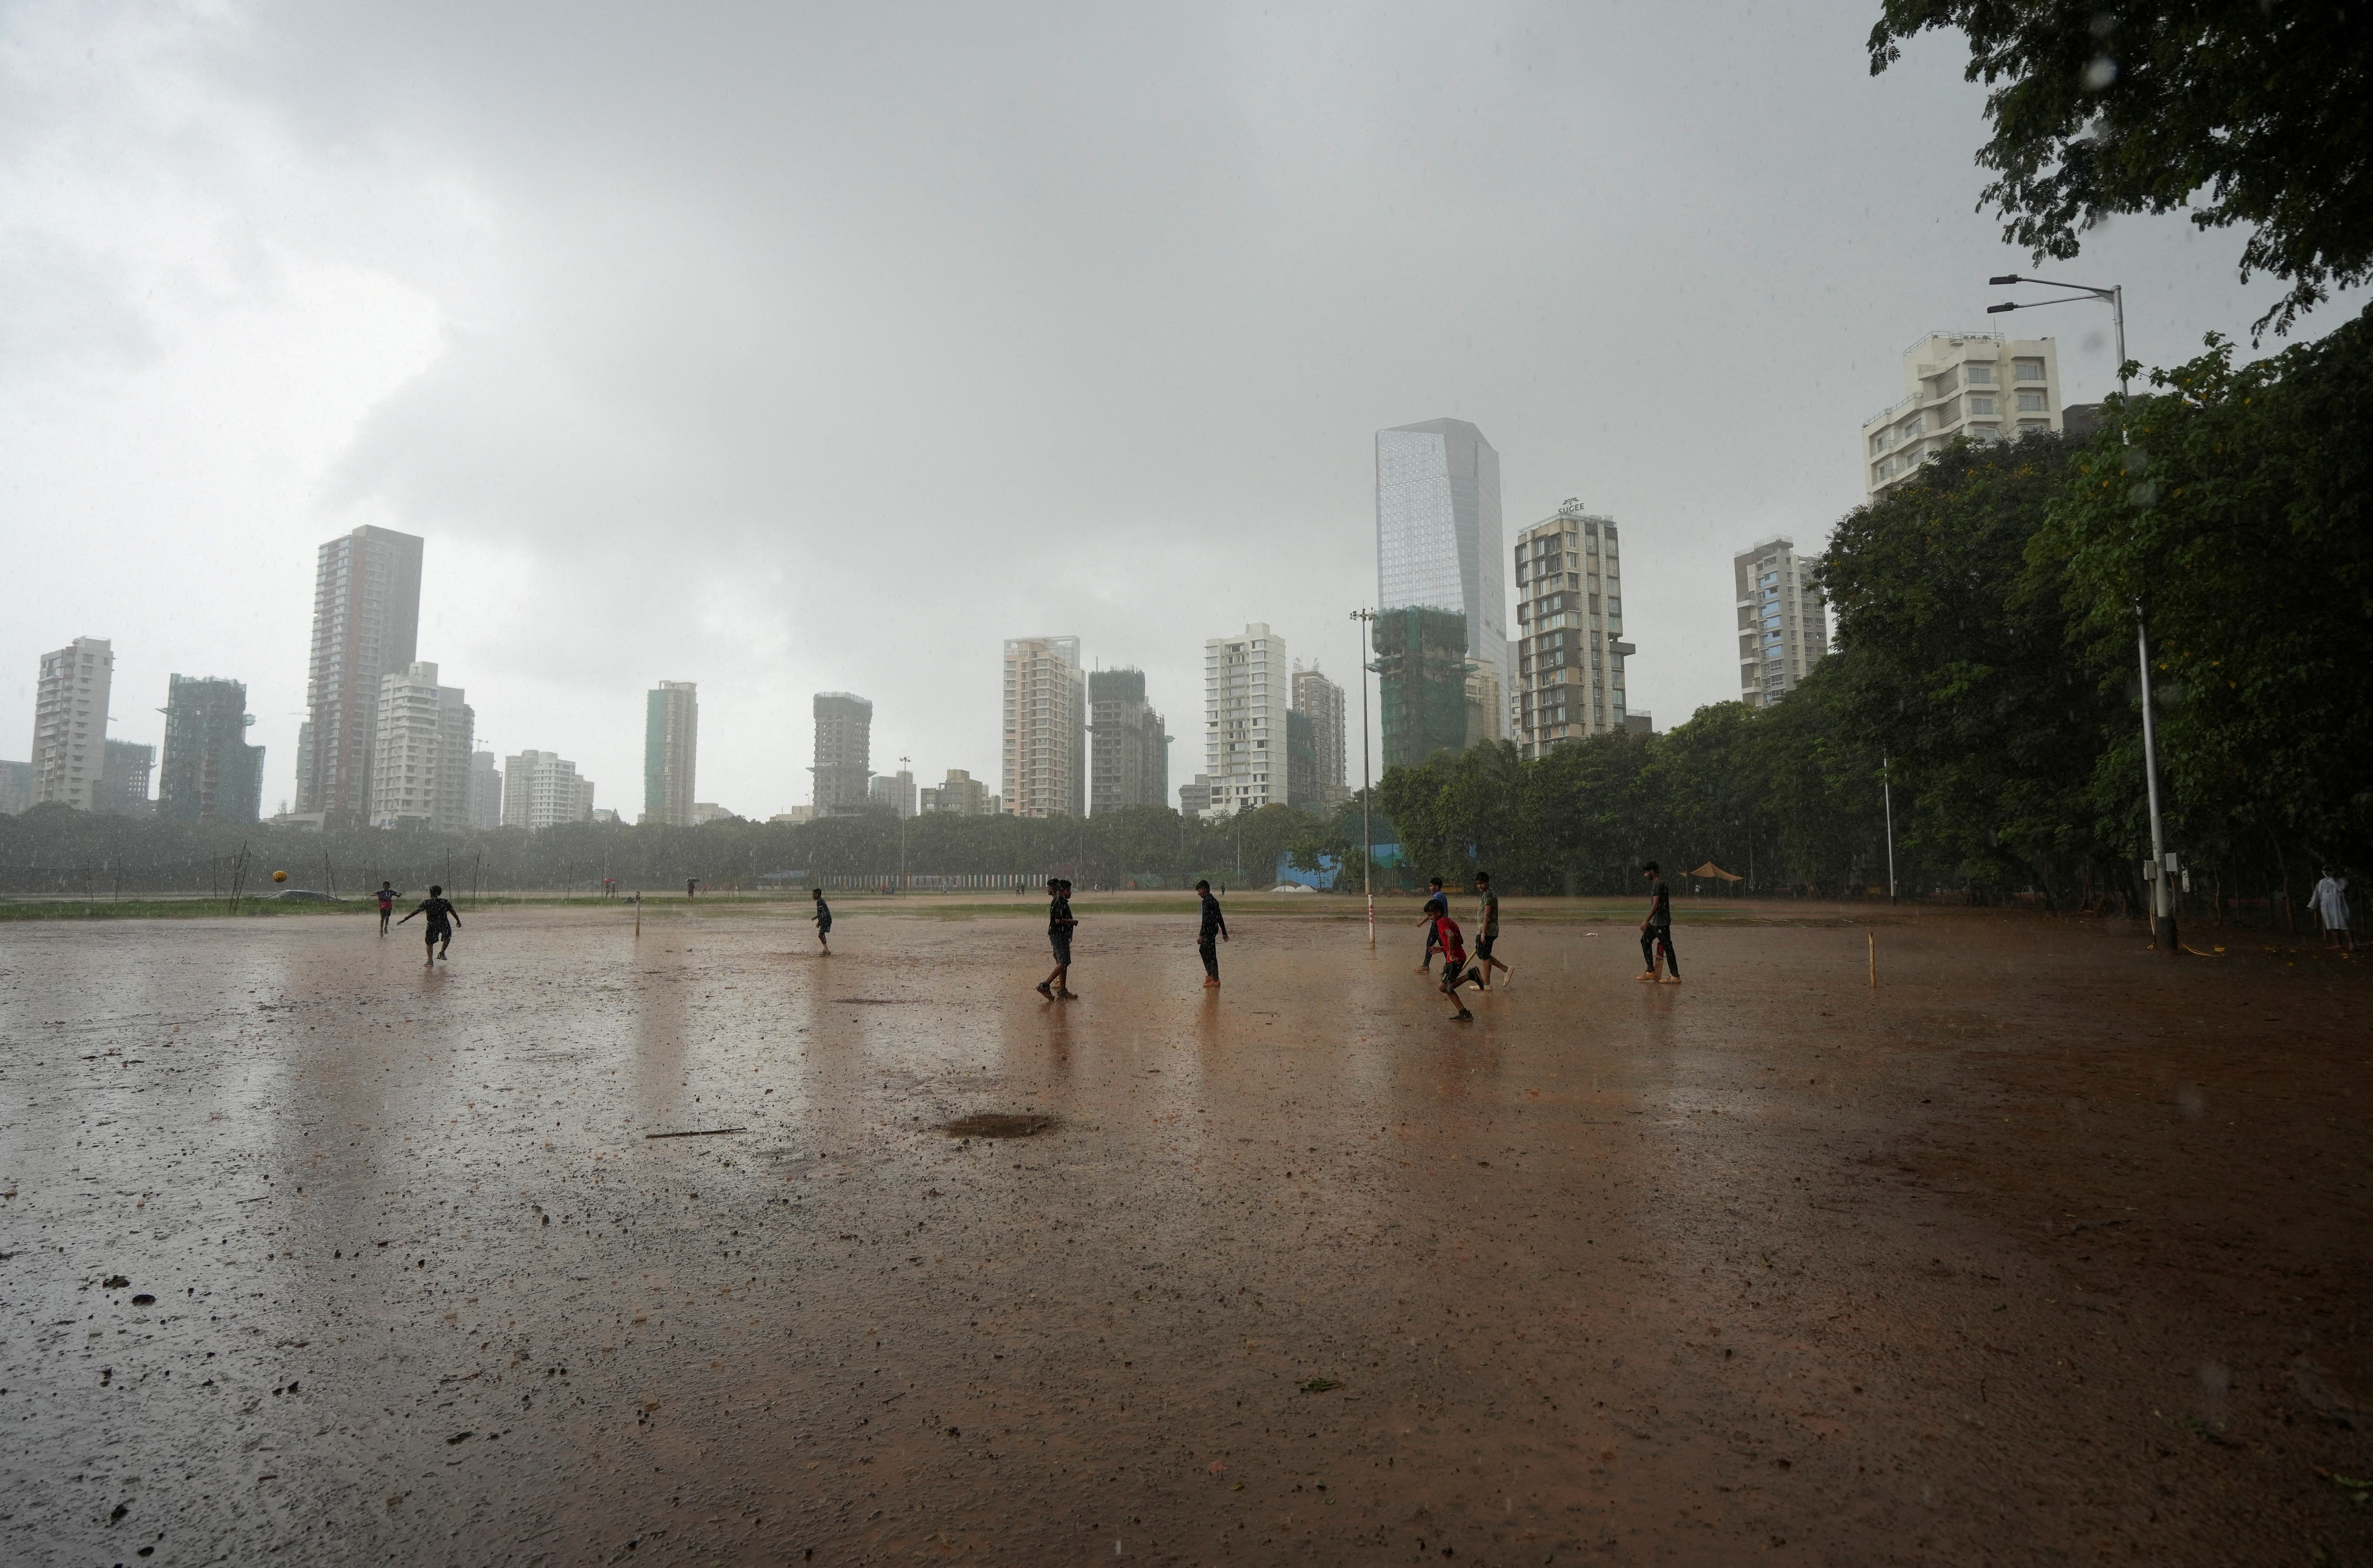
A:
[1637,861,1679,983]
[1468,870,1511,990]
[375,882,398,936]
[1415,877,1448,973]
[1195,879,1229,987]
[1036,878,1078,999]
[1432,905,1476,1021]
[396,884,460,965]
[811,888,832,955]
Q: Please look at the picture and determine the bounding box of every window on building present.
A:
[2016,390,2046,412]
[2014,358,2046,382]
[1965,363,1996,385]
[1970,395,1996,415]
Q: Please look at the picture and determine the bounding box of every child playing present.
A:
[1432,908,1475,1022]
[396,884,460,965]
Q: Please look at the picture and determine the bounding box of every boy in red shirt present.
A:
[1432,910,1476,1022]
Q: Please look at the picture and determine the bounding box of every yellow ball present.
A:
[272,870,288,883]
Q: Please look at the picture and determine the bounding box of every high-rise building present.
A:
[1862,332,2063,500]
[298,525,423,826]
[868,769,916,818]
[31,636,113,811]
[1735,537,1830,707]
[1289,666,1347,808]
[158,675,265,824]
[1513,501,1634,757]
[500,749,593,832]
[1203,623,1288,817]
[468,751,503,830]
[1376,418,1506,735]
[1088,667,1170,814]
[1372,606,1469,769]
[369,662,474,832]
[0,760,31,815]
[94,740,154,817]
[1179,774,1213,817]
[920,768,995,815]
[1284,710,1318,810]
[810,693,874,815]
[1002,637,1086,818]
[643,680,698,826]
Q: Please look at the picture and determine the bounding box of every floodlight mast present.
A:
[1986,273,2171,952]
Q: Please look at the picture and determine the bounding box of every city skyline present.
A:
[1,8,2352,818]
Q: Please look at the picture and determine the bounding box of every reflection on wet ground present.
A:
[2,902,2366,1564]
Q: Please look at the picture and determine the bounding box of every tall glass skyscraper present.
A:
[1375,418,1505,737]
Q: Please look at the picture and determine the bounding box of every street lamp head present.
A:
[1985,302,2017,314]
[1988,274,2021,286]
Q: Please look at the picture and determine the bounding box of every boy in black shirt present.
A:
[811,888,832,955]
[1415,877,1448,973]
[375,882,398,936]
[1637,861,1679,983]
[1468,870,1511,990]
[1036,879,1077,999]
[397,884,461,965]
[1195,879,1229,987]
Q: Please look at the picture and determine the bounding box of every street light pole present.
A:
[1881,751,1897,904]
[1350,609,1377,948]
[1989,273,2173,952]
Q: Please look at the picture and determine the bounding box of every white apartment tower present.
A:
[500,749,595,831]
[1862,333,2062,500]
[1002,637,1086,818]
[1513,503,1633,758]
[1203,623,1288,817]
[1736,539,1829,706]
[31,636,113,810]
[369,662,475,832]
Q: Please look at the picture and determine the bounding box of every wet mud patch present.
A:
[940,1112,1053,1138]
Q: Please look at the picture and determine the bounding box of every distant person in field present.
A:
[1637,861,1679,984]
[1036,878,1078,999]
[397,884,460,965]
[2311,866,2354,951]
[1467,870,1511,991]
[1431,905,1475,1021]
[811,888,832,955]
[375,882,397,936]
[1416,876,1448,974]
[1195,879,1229,987]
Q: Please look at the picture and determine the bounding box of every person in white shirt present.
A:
[2310,866,2354,951]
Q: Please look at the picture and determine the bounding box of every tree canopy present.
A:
[1869,0,2373,334]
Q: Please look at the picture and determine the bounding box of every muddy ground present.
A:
[0,899,2367,1567]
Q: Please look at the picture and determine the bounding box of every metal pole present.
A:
[1351,609,1376,947]
[2137,614,2176,952]
[898,754,910,893]
[1881,752,1897,903]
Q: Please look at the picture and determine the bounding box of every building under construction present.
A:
[1372,605,1471,770]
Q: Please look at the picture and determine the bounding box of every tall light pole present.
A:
[1988,273,2174,954]
[1350,608,1378,948]
[1881,751,1897,904]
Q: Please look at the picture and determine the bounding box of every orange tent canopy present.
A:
[1690,862,1743,881]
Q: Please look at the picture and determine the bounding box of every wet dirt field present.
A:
[2,899,2367,1566]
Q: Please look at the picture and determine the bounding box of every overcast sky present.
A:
[4,1,2357,818]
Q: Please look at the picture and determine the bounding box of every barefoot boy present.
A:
[1637,862,1679,983]
[397,884,460,965]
